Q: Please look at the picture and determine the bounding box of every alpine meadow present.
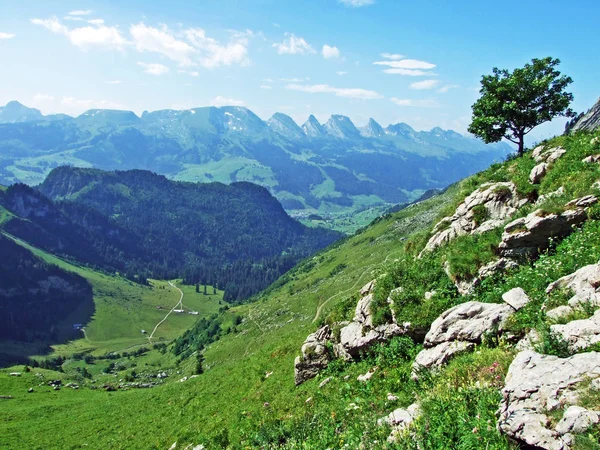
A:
[1,1,600,449]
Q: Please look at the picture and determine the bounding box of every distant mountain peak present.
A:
[302,114,327,138]
[360,118,385,138]
[385,122,416,137]
[0,101,44,124]
[268,113,305,140]
[324,115,360,139]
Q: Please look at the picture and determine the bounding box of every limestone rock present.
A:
[570,97,600,133]
[551,309,600,352]
[354,293,375,327]
[424,301,514,347]
[478,258,519,280]
[357,368,376,382]
[530,162,548,184]
[360,279,376,296]
[565,194,598,208]
[412,341,474,373]
[421,182,526,254]
[498,351,600,450]
[499,208,587,259]
[546,262,600,309]
[533,146,567,164]
[502,287,531,311]
[294,325,333,385]
[555,406,600,435]
[339,321,422,358]
[583,154,600,164]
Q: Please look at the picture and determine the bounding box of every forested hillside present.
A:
[1,167,341,302]
[0,235,92,363]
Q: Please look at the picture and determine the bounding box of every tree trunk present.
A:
[517,131,525,156]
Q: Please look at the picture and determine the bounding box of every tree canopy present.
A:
[468,57,575,155]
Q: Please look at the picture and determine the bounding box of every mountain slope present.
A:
[0,101,511,231]
[2,128,599,449]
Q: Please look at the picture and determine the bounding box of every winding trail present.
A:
[148,281,183,343]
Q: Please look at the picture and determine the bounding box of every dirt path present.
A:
[148,281,183,343]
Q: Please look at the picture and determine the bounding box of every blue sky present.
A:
[0,0,598,142]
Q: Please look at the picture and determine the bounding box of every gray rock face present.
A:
[499,208,587,259]
[570,97,600,133]
[413,340,474,373]
[551,309,600,352]
[530,162,548,184]
[498,350,600,450]
[583,154,600,164]
[294,325,333,385]
[555,406,600,435]
[502,287,532,311]
[424,301,514,346]
[546,262,600,317]
[421,182,526,254]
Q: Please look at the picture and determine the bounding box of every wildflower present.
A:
[472,427,479,434]
[263,402,270,408]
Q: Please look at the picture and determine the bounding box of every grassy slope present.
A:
[0,186,455,449]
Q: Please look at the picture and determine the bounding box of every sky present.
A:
[0,0,599,143]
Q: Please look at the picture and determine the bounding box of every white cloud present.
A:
[390,98,439,108]
[88,19,105,25]
[273,33,315,55]
[438,84,459,93]
[374,59,436,70]
[286,83,382,100]
[68,10,92,16]
[339,0,375,7]
[380,53,403,60]
[178,69,199,76]
[410,79,440,90]
[0,32,15,40]
[382,68,433,76]
[322,44,341,59]
[210,96,245,107]
[137,61,170,75]
[106,80,123,84]
[260,85,272,90]
[31,17,126,50]
[63,16,84,21]
[130,23,194,65]
[184,28,251,68]
[336,71,348,75]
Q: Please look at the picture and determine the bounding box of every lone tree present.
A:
[468,57,575,156]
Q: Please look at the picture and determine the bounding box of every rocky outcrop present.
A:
[551,310,600,352]
[569,97,600,133]
[295,280,426,385]
[530,163,548,184]
[498,350,600,450]
[412,291,531,374]
[451,258,520,296]
[499,204,591,259]
[294,326,333,385]
[545,262,600,318]
[532,146,567,164]
[421,182,527,255]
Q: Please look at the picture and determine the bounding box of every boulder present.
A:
[502,287,531,311]
[412,341,474,373]
[536,187,565,206]
[565,194,598,208]
[498,350,600,450]
[354,293,375,327]
[550,309,600,352]
[533,146,567,164]
[499,208,587,259]
[569,97,600,133]
[294,325,333,385]
[421,182,526,254]
[555,406,600,435]
[530,162,548,184]
[583,154,600,163]
[339,321,422,358]
[546,262,600,310]
[424,301,514,347]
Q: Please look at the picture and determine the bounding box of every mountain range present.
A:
[0,101,511,231]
